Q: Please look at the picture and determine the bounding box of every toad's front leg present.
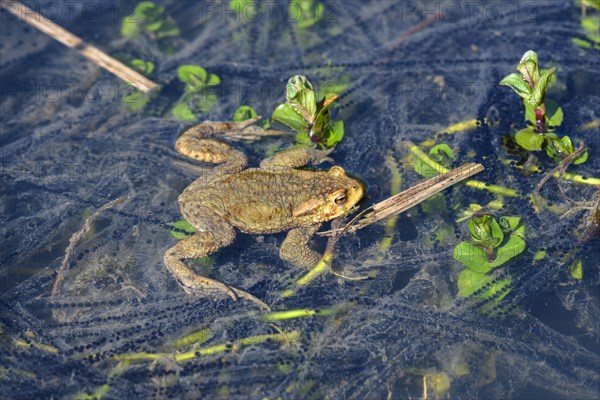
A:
[163,221,269,310]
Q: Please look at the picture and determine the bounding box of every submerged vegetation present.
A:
[271,75,344,148]
[453,214,525,310]
[572,0,600,49]
[121,1,180,41]
[500,50,588,164]
[171,65,221,120]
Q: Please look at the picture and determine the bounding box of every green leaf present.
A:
[205,73,221,87]
[516,50,539,88]
[539,68,557,88]
[155,20,180,39]
[414,146,450,177]
[136,2,164,21]
[530,67,556,108]
[499,216,522,235]
[494,234,526,264]
[544,134,589,164]
[172,102,196,121]
[453,231,525,272]
[568,260,583,280]
[546,100,563,127]
[286,75,313,100]
[584,0,600,10]
[325,120,344,148]
[453,242,494,273]
[457,269,512,305]
[178,65,207,87]
[524,101,534,124]
[130,59,155,75]
[414,159,443,179]
[515,127,545,151]
[170,219,197,240]
[457,269,494,297]
[121,16,142,38]
[294,132,313,146]
[122,89,150,112]
[272,103,310,132]
[468,215,504,248]
[572,37,592,49]
[429,144,454,166]
[545,135,574,159]
[286,75,317,122]
[499,73,532,98]
[533,250,546,261]
[292,0,324,28]
[456,215,526,272]
[309,93,339,142]
[120,2,180,41]
[145,20,163,32]
[582,15,600,34]
[314,94,338,125]
[573,149,588,165]
[233,105,258,122]
[585,30,600,44]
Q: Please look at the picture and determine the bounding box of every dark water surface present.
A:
[1,1,599,398]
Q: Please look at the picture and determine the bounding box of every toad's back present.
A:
[180,168,343,234]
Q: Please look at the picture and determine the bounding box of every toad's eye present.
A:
[334,192,347,205]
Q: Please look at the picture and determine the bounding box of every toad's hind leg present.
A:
[280,225,323,268]
[163,219,269,310]
[259,147,334,170]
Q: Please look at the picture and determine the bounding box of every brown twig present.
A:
[0,1,159,93]
[319,163,484,237]
[535,142,587,195]
[51,195,128,299]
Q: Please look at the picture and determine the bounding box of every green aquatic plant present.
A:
[271,75,344,148]
[121,1,180,40]
[500,50,588,164]
[233,105,270,129]
[568,259,584,280]
[233,105,257,122]
[171,65,221,120]
[453,212,526,309]
[414,143,455,179]
[289,0,325,29]
[454,214,525,272]
[121,59,154,111]
[572,0,600,50]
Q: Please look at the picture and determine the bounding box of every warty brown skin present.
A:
[164,118,365,308]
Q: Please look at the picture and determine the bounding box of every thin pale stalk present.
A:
[0,1,160,93]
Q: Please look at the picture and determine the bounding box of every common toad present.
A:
[164,118,365,308]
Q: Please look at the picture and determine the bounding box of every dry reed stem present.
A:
[0,1,159,93]
[319,162,484,236]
